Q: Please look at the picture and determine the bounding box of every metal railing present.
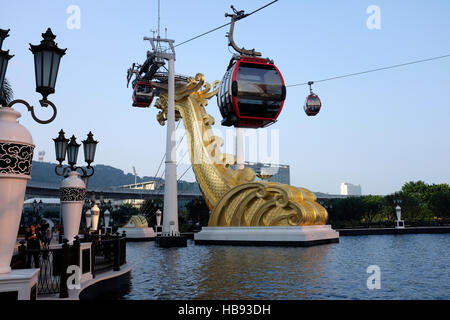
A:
[11,231,127,298]
[11,240,77,296]
[89,232,127,276]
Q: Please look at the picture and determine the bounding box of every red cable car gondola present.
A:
[304,81,322,116]
[217,6,286,128]
[218,56,286,128]
[132,80,154,108]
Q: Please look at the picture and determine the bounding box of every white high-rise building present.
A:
[340,183,362,196]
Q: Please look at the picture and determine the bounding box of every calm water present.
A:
[122,234,450,300]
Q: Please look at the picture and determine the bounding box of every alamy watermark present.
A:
[366,265,381,290]
[366,5,381,30]
[171,123,281,173]
[66,5,81,30]
[67,265,81,290]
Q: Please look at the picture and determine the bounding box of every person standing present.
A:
[45,226,53,248]
[26,225,41,268]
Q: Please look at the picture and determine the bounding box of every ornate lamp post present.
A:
[53,130,98,243]
[97,194,113,233]
[1,28,66,122]
[53,130,98,183]
[0,27,65,275]
[156,209,162,234]
[394,199,404,229]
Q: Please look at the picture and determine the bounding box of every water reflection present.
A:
[196,245,332,299]
[122,234,450,300]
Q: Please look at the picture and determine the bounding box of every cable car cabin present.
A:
[132,81,154,108]
[304,93,322,116]
[218,56,286,128]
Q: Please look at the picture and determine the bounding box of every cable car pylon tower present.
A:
[146,35,187,247]
[126,0,187,246]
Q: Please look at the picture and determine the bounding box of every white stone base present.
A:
[395,220,405,229]
[194,225,339,247]
[118,227,156,241]
[0,269,39,300]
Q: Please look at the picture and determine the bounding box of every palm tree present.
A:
[0,78,13,105]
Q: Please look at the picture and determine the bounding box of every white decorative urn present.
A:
[395,205,402,221]
[85,209,92,229]
[104,209,110,228]
[0,107,35,274]
[60,171,86,244]
[91,204,100,231]
[156,209,162,226]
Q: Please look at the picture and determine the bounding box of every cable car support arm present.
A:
[225,5,262,57]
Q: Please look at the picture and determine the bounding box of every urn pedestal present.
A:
[395,205,405,229]
[60,171,86,244]
[0,107,34,274]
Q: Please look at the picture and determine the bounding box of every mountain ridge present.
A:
[30,161,199,192]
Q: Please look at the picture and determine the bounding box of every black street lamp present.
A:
[67,135,81,167]
[53,129,69,164]
[29,28,66,100]
[0,27,66,124]
[0,29,14,104]
[83,132,98,167]
[53,130,98,184]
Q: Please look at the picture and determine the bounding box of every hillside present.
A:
[31,161,199,192]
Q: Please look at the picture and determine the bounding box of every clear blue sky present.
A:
[1,0,450,195]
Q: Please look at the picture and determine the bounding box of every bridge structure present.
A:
[25,181,203,201]
[25,181,349,202]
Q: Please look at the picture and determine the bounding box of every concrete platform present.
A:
[337,226,450,236]
[156,235,188,247]
[194,225,339,247]
[0,269,39,300]
[38,263,132,300]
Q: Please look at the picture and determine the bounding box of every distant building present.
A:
[242,162,290,185]
[120,181,156,190]
[120,181,156,208]
[340,183,362,196]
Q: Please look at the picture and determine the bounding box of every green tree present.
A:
[326,197,367,226]
[183,199,210,231]
[429,190,450,218]
[401,181,450,220]
[401,181,429,203]
[362,195,384,223]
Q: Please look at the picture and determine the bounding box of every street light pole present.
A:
[52,130,98,243]
[0,27,65,275]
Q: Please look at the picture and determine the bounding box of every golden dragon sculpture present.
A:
[153,73,328,227]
